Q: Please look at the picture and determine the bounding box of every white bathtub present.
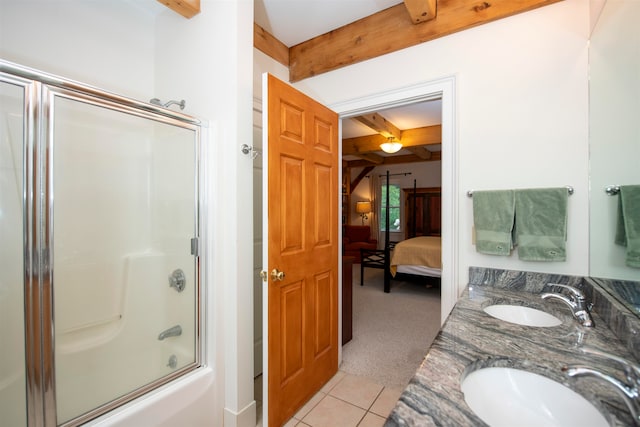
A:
[89,367,217,427]
[55,253,205,425]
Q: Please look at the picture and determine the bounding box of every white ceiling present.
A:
[254,0,443,159]
[254,0,403,47]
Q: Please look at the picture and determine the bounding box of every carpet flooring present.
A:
[340,267,442,389]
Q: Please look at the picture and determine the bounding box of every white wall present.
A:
[0,0,256,426]
[252,50,289,379]
[0,0,158,99]
[255,0,590,286]
[154,3,256,426]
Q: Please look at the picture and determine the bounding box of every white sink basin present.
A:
[461,367,608,427]
[483,304,562,327]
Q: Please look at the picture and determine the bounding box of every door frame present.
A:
[329,75,459,325]
[261,75,458,425]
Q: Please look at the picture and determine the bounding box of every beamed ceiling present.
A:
[252,0,563,169]
[253,0,563,82]
[157,0,564,82]
[157,0,563,168]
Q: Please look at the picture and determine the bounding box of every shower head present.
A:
[149,98,186,110]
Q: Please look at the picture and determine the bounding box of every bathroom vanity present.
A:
[386,267,640,426]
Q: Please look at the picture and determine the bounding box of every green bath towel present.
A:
[615,185,640,268]
[473,190,515,256]
[515,188,568,261]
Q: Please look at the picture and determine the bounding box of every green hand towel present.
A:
[615,185,640,268]
[473,190,515,255]
[515,188,568,261]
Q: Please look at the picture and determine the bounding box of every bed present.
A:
[390,236,442,278]
[360,172,442,292]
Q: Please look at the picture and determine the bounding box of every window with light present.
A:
[381,183,401,231]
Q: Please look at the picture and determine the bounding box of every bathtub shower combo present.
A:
[0,60,203,426]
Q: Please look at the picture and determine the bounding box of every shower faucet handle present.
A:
[169,269,186,292]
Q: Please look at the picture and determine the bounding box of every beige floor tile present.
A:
[357,412,386,427]
[369,387,403,418]
[321,370,346,393]
[328,374,384,410]
[294,391,326,420]
[283,418,299,427]
[301,395,366,427]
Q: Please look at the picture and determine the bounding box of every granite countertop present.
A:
[386,279,636,426]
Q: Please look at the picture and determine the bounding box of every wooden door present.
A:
[263,74,339,427]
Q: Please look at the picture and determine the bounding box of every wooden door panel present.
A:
[312,271,333,357]
[266,74,338,426]
[280,101,304,143]
[281,156,304,254]
[280,281,304,383]
[313,117,333,152]
[313,164,332,246]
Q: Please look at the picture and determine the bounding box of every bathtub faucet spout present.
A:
[158,325,182,340]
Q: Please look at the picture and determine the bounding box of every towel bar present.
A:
[605,185,620,196]
[467,186,574,198]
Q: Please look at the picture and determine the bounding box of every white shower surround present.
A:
[55,253,197,423]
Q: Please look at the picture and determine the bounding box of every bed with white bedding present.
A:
[390,236,442,278]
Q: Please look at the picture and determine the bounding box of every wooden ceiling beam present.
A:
[405,146,432,160]
[347,151,441,168]
[354,152,385,165]
[342,124,441,155]
[254,23,290,67]
[353,113,402,140]
[288,0,562,82]
[343,134,387,156]
[351,166,375,191]
[157,0,200,18]
[396,125,441,147]
[403,0,437,24]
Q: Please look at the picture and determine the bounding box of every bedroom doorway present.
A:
[331,75,458,325]
[338,94,445,389]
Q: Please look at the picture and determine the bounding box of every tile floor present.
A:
[255,371,404,427]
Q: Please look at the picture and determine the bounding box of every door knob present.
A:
[270,268,285,282]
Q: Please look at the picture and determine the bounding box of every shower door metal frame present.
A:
[0,67,49,427]
[0,59,204,427]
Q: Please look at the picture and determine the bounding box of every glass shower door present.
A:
[49,89,200,425]
[0,76,27,427]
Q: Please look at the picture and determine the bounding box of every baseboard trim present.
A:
[224,400,257,427]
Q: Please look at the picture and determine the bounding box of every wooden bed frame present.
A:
[360,172,441,293]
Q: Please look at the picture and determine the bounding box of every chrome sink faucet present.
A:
[564,347,640,426]
[541,283,594,327]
